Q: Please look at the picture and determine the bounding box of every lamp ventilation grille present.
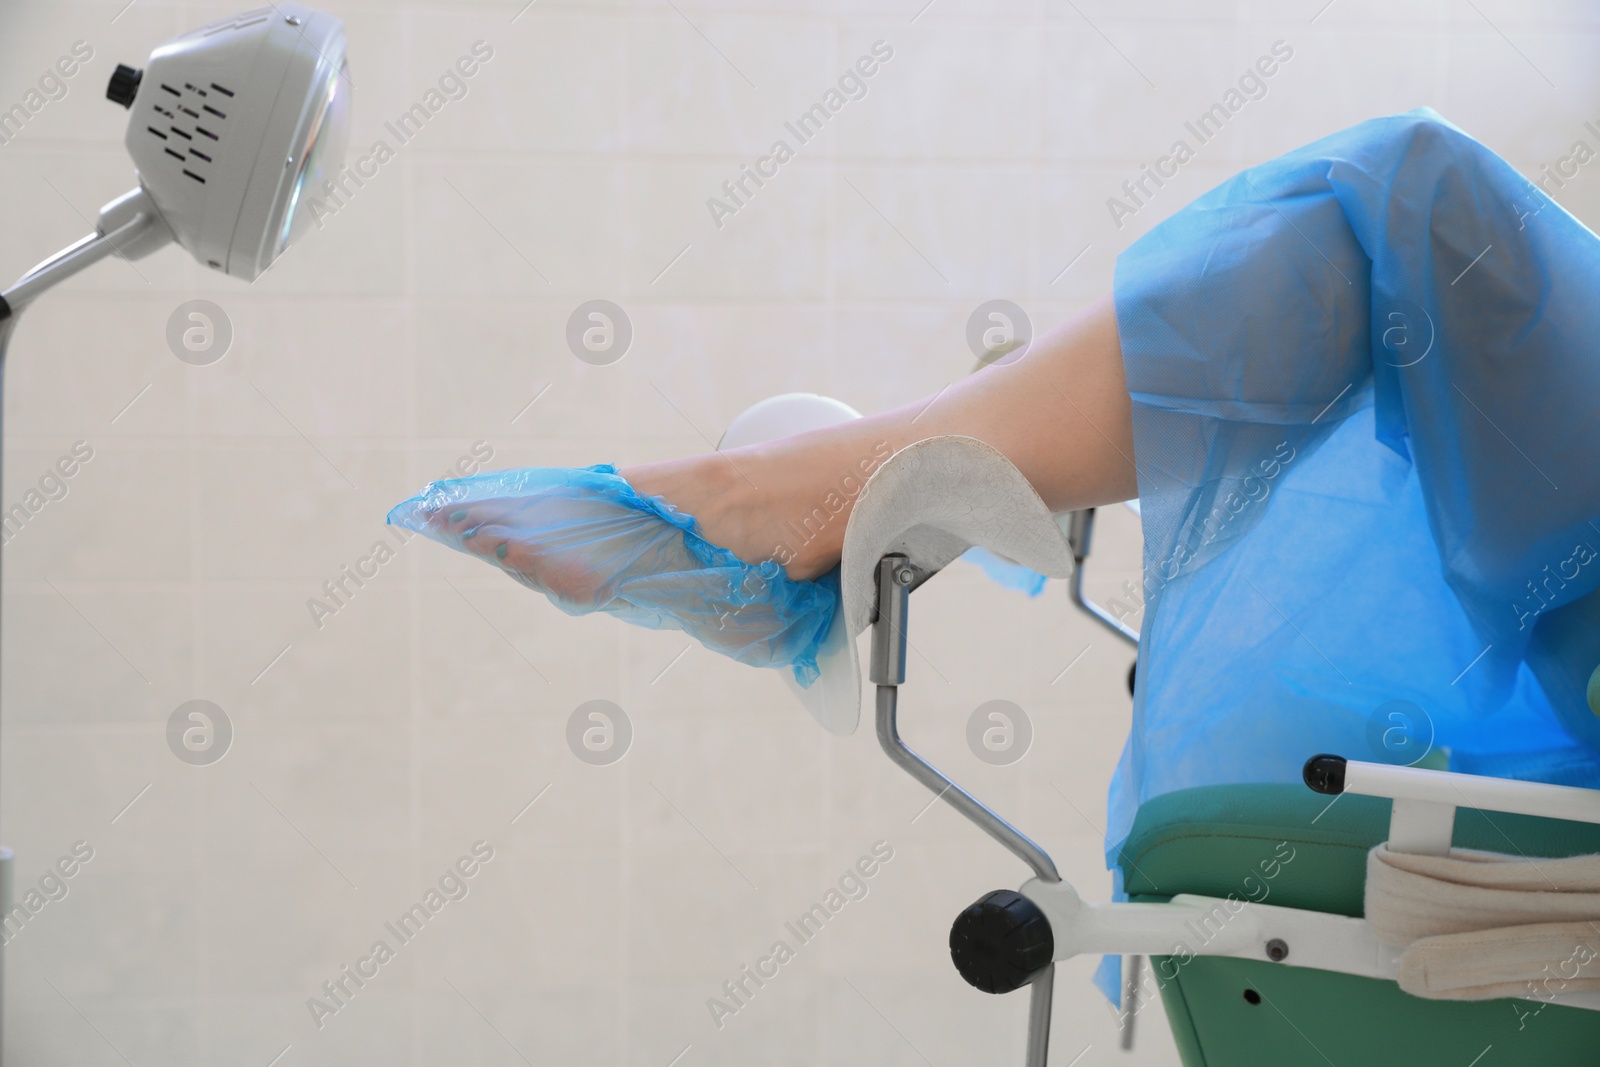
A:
[145,80,231,185]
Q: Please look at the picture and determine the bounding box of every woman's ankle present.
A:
[731,441,851,580]
[620,448,844,581]
[620,452,766,561]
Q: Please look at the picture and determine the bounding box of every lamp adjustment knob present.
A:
[949,889,1054,995]
[107,64,143,109]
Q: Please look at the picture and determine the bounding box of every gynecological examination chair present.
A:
[721,394,1600,1066]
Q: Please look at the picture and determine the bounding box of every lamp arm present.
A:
[0,187,173,321]
[0,233,120,318]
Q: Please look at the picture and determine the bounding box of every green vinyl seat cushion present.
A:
[1114,783,1600,1066]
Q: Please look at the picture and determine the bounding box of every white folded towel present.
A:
[1365,845,1600,1000]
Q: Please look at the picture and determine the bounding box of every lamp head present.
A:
[112,4,350,280]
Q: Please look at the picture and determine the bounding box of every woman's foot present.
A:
[387,465,840,682]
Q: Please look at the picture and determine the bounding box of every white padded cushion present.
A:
[719,393,862,449]
[798,435,1075,735]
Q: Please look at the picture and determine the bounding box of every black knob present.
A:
[1303,754,1347,795]
[949,889,1054,995]
[107,64,143,109]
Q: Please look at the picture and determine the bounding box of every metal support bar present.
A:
[869,553,1061,1067]
[1120,954,1142,1051]
[875,686,1060,884]
[1025,963,1054,1066]
[0,314,11,1066]
[1067,508,1139,1051]
[1065,510,1139,647]
[868,557,912,686]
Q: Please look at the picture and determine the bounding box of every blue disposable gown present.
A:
[1109,109,1600,855]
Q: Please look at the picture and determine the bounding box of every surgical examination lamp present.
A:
[0,4,349,1057]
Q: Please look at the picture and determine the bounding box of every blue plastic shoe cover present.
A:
[387,465,839,686]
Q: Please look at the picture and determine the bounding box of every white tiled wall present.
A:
[0,1,1596,1065]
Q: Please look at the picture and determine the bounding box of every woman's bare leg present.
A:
[622,292,1135,580]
